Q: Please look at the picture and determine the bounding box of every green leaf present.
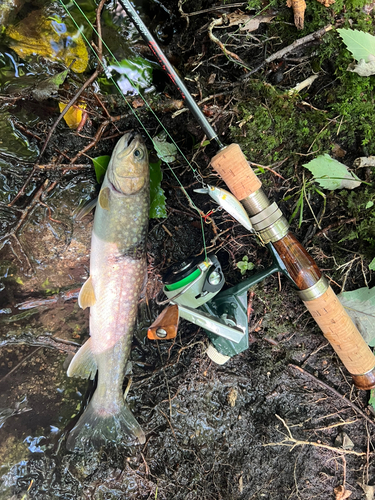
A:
[366,201,374,209]
[31,67,70,101]
[193,140,211,149]
[338,287,375,346]
[369,388,375,410]
[236,256,255,275]
[152,132,177,164]
[107,56,153,93]
[337,28,375,63]
[369,258,375,271]
[92,155,110,183]
[303,154,361,190]
[149,160,167,218]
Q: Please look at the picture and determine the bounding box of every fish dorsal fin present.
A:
[67,337,97,380]
[78,276,96,309]
[98,187,110,210]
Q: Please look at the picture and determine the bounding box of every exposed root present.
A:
[208,17,250,69]
[264,414,368,456]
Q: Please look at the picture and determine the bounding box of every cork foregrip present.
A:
[304,286,375,376]
[211,144,261,200]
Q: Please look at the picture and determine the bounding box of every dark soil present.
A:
[0,0,375,499]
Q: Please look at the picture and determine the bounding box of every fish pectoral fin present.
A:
[78,276,96,309]
[74,197,97,220]
[67,337,97,380]
[98,187,110,210]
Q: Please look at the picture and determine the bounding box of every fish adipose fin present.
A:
[66,398,146,452]
[67,338,97,380]
[78,276,96,309]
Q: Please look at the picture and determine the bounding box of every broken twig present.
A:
[289,364,375,427]
[242,25,332,77]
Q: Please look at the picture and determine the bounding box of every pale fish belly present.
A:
[89,251,146,354]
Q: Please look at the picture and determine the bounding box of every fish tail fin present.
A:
[66,397,146,452]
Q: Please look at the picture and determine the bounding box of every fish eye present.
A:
[134,149,143,159]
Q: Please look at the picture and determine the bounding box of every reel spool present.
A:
[149,253,248,365]
[163,254,225,308]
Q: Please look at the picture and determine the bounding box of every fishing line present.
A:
[59,0,209,259]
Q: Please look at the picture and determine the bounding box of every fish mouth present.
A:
[122,131,142,150]
[108,180,122,194]
[123,131,136,148]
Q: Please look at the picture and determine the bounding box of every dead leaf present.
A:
[334,432,354,450]
[58,102,87,130]
[358,483,375,500]
[347,54,375,76]
[363,1,375,14]
[132,97,144,109]
[334,485,352,500]
[286,0,306,30]
[219,10,275,33]
[316,0,335,7]
[238,475,243,494]
[332,143,347,158]
[353,156,375,167]
[227,387,238,407]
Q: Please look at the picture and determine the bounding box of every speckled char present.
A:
[66,133,149,451]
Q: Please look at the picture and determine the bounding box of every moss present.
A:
[330,64,375,154]
[231,81,333,166]
[336,189,375,255]
[230,7,375,165]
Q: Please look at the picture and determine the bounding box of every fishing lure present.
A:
[194,185,253,232]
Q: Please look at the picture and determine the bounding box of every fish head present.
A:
[108,132,149,195]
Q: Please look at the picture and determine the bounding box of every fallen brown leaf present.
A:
[286,0,306,30]
[316,0,335,7]
[222,10,275,32]
[358,483,375,500]
[334,485,352,500]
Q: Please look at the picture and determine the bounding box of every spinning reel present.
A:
[148,246,290,365]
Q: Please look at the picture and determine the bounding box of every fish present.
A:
[66,132,149,451]
[194,185,253,232]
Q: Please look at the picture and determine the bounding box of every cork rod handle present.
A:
[211,143,375,389]
[303,287,375,389]
[211,144,261,200]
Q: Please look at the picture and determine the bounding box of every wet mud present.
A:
[1,0,375,499]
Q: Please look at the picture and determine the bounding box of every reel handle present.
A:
[212,144,375,390]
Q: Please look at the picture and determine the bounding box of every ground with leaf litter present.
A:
[1,0,375,499]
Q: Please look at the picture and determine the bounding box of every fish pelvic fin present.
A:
[67,337,97,380]
[78,276,96,309]
[66,398,146,452]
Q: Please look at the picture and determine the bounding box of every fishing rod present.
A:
[118,0,375,390]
